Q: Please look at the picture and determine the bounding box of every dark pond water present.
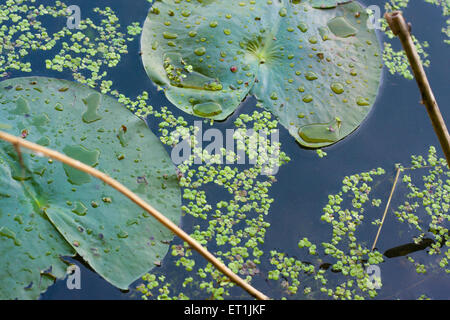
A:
[11,0,448,300]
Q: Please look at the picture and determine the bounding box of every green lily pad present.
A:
[141,0,382,148]
[0,77,181,299]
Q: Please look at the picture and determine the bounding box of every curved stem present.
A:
[0,130,270,300]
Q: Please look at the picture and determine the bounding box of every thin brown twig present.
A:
[371,167,402,251]
[385,11,450,167]
[0,130,270,300]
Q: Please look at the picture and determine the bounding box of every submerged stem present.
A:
[371,167,402,251]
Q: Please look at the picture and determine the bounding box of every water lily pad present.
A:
[309,0,352,9]
[141,0,382,148]
[0,77,181,299]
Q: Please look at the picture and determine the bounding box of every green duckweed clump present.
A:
[0,0,67,76]
[266,147,448,300]
[131,101,291,299]
[0,0,142,91]
[2,0,448,300]
[268,168,386,300]
[395,146,449,275]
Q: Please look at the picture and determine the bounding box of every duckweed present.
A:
[2,0,447,302]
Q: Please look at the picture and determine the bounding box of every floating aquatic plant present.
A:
[137,106,290,300]
[141,0,382,148]
[0,77,181,299]
[386,0,449,44]
[268,167,386,300]
[0,0,141,91]
[266,147,449,300]
[134,140,448,300]
[393,147,449,275]
[45,6,141,90]
[380,0,450,79]
[1,0,446,301]
[0,1,67,76]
